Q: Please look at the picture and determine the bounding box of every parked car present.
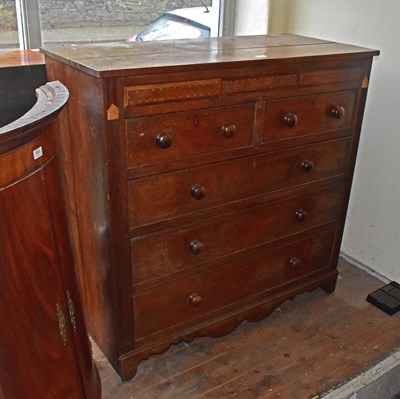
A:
[127,6,219,42]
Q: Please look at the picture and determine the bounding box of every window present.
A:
[1,0,272,51]
[39,0,220,44]
[0,0,18,53]
[0,0,225,50]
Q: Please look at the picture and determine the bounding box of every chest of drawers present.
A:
[42,34,379,380]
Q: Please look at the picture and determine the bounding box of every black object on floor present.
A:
[366,281,400,316]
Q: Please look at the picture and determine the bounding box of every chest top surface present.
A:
[40,34,379,78]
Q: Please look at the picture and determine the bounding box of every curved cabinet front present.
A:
[0,82,100,399]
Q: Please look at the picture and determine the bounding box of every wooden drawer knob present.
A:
[295,208,308,222]
[188,293,202,307]
[289,257,301,268]
[330,105,346,120]
[156,133,172,149]
[191,184,206,200]
[221,123,237,138]
[301,160,314,173]
[190,240,204,255]
[283,113,298,127]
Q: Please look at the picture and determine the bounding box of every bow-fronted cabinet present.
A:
[0,82,100,399]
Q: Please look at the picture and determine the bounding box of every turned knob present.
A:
[283,113,298,127]
[295,208,308,222]
[191,184,206,200]
[289,257,301,268]
[221,123,237,138]
[188,293,202,307]
[189,240,204,255]
[330,105,346,120]
[301,160,314,173]
[155,133,173,149]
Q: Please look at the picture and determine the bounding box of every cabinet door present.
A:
[0,167,85,399]
[42,157,101,399]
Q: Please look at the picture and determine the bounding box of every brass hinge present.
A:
[67,291,77,333]
[56,303,67,346]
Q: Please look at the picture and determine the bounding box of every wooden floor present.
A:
[94,259,400,398]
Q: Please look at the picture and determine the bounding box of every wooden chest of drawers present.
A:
[42,34,379,380]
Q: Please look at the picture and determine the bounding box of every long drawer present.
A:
[133,229,335,341]
[131,185,343,286]
[263,90,357,143]
[128,138,349,229]
[125,103,255,169]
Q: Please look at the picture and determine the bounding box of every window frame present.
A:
[16,0,41,49]
[220,0,236,37]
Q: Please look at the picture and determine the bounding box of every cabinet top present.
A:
[0,49,44,69]
[0,81,68,154]
[41,34,379,78]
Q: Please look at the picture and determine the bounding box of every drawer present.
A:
[131,185,343,285]
[133,230,335,340]
[124,79,222,109]
[263,90,357,143]
[125,104,255,169]
[299,63,363,87]
[128,138,349,229]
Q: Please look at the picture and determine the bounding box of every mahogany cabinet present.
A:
[41,34,379,380]
[0,82,100,398]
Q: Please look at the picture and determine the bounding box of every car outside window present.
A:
[137,13,210,41]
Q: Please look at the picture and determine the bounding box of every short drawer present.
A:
[133,230,335,339]
[124,79,222,109]
[125,103,255,169]
[263,90,357,143]
[128,138,349,229]
[131,185,343,285]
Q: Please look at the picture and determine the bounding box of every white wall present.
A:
[268,0,400,281]
[234,0,269,36]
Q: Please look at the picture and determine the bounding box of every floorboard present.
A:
[94,259,400,398]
